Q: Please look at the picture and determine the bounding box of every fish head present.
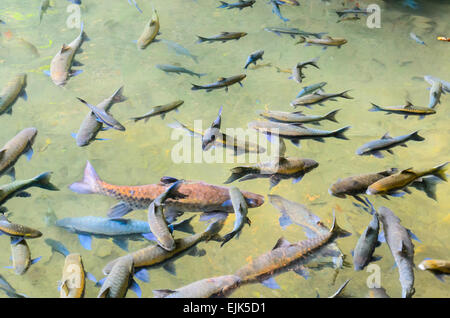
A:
[242,191,264,208]
[23,127,38,145]
[355,146,369,156]
[303,159,319,171]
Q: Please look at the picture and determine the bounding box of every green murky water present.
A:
[0,0,449,298]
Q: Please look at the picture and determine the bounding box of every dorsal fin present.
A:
[60,44,70,54]
[217,77,226,82]
[153,289,176,298]
[324,36,333,40]
[400,168,415,174]
[272,237,291,250]
[220,32,230,35]
[160,176,179,184]
[381,132,391,139]
[404,101,413,108]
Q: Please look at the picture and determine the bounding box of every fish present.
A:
[335,6,369,17]
[220,187,250,247]
[160,40,199,63]
[296,82,327,98]
[244,50,264,69]
[148,181,186,251]
[337,15,361,23]
[329,169,398,204]
[169,119,266,155]
[356,131,425,159]
[156,64,206,77]
[69,161,264,220]
[0,171,58,206]
[74,87,127,147]
[269,0,289,22]
[15,38,40,58]
[424,75,450,93]
[0,215,42,242]
[202,106,223,151]
[410,32,426,45]
[234,212,351,288]
[264,27,327,39]
[67,0,81,4]
[437,36,450,42]
[403,0,418,9]
[191,74,246,92]
[268,194,346,270]
[153,275,241,298]
[258,109,340,126]
[47,23,88,86]
[0,73,28,116]
[137,9,160,49]
[128,0,143,13]
[102,219,225,277]
[376,206,415,298]
[45,238,70,258]
[131,100,184,122]
[366,162,448,197]
[97,254,141,298]
[217,0,256,10]
[59,254,91,298]
[225,157,319,189]
[302,36,348,49]
[39,0,51,24]
[0,274,26,298]
[9,238,41,275]
[291,90,353,108]
[289,58,320,83]
[275,0,299,5]
[352,213,380,271]
[248,120,351,147]
[0,127,37,180]
[55,215,195,251]
[196,32,247,43]
[428,80,443,109]
[418,259,450,281]
[369,101,436,119]
[76,97,126,131]
[327,279,351,298]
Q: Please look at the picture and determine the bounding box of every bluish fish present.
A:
[76,97,126,131]
[403,0,419,9]
[156,64,206,78]
[161,39,199,63]
[128,0,143,13]
[269,0,289,22]
[244,50,264,69]
[217,0,256,10]
[410,32,426,45]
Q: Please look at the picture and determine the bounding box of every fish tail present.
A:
[224,167,255,184]
[339,90,353,99]
[203,218,225,242]
[332,126,351,140]
[172,216,195,234]
[409,130,425,142]
[196,73,207,78]
[69,161,101,194]
[329,211,352,239]
[220,231,237,247]
[191,83,204,90]
[196,36,208,44]
[324,109,340,123]
[112,86,127,103]
[217,1,229,8]
[430,162,448,182]
[80,21,89,42]
[369,103,382,112]
[33,172,59,191]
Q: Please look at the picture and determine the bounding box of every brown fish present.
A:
[0,73,27,116]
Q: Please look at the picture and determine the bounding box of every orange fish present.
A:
[437,37,450,42]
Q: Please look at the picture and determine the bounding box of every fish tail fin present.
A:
[224,167,255,184]
[339,90,353,99]
[33,172,59,191]
[80,21,89,41]
[172,216,196,234]
[369,103,382,112]
[191,83,203,90]
[332,126,351,140]
[409,130,425,141]
[217,1,229,8]
[196,36,207,44]
[112,86,127,103]
[329,211,352,239]
[69,161,101,194]
[220,231,237,247]
[324,109,340,123]
[430,162,448,182]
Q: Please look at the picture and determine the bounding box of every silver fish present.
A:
[76,97,126,131]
